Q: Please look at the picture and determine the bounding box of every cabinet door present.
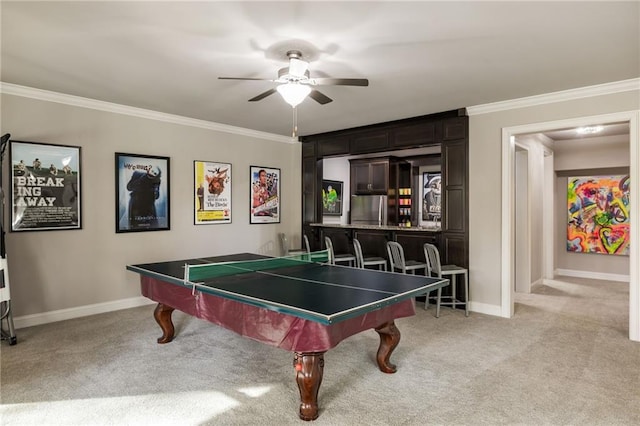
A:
[317,135,350,157]
[351,162,372,193]
[391,121,441,149]
[350,129,390,154]
[369,161,389,193]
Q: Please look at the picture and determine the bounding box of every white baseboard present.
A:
[13,296,155,329]
[468,301,504,317]
[554,268,630,282]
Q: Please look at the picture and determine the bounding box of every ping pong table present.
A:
[127,251,448,421]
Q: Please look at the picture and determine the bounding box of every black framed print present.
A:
[115,152,170,233]
[250,166,280,224]
[10,140,81,231]
[322,180,343,216]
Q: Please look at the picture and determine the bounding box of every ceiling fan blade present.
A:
[289,58,309,78]
[248,88,277,102]
[311,78,369,87]
[218,77,274,81]
[308,90,333,105]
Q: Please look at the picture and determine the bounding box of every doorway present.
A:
[502,111,639,341]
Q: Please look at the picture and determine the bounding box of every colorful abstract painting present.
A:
[567,175,630,255]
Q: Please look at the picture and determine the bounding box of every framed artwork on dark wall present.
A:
[322,180,343,216]
[250,166,280,224]
[9,140,82,231]
[115,152,170,233]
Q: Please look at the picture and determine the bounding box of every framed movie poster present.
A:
[10,141,82,231]
[322,180,343,216]
[422,172,442,222]
[115,153,170,233]
[194,161,231,224]
[250,166,280,224]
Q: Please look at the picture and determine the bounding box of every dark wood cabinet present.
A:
[316,135,350,157]
[300,108,468,273]
[350,159,389,194]
[391,120,441,149]
[350,129,390,154]
[302,140,316,158]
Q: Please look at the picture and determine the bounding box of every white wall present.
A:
[469,89,639,313]
[1,93,301,323]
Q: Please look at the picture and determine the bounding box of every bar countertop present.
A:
[310,223,441,233]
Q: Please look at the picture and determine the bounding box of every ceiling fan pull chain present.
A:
[292,107,298,138]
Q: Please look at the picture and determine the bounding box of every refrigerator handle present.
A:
[378,196,383,226]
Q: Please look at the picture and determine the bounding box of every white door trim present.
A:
[501,111,639,341]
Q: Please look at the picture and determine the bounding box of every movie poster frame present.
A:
[9,140,82,232]
[194,161,232,225]
[249,166,281,224]
[115,152,170,233]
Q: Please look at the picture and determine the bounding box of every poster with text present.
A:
[115,153,170,233]
[194,161,231,224]
[567,175,629,255]
[422,172,442,222]
[250,166,280,224]
[10,141,81,231]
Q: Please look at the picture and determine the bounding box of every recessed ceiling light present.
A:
[576,125,604,135]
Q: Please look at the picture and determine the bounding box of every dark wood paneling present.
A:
[444,189,464,232]
[443,142,465,187]
[442,139,467,235]
[441,234,468,270]
[350,129,390,154]
[391,120,441,149]
[353,229,394,259]
[302,141,316,158]
[443,117,468,141]
[395,232,441,267]
[316,135,350,157]
[320,227,354,255]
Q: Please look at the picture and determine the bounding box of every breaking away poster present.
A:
[10,141,81,231]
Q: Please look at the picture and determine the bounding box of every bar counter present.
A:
[310,223,441,233]
[309,223,441,264]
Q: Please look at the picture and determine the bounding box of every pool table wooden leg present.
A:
[153,303,175,344]
[293,352,325,421]
[374,320,400,373]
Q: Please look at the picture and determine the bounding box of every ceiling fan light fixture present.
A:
[277,83,311,107]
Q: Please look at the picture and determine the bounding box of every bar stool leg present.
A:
[464,271,469,317]
[451,275,457,310]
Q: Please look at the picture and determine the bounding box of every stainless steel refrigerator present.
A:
[350,195,388,226]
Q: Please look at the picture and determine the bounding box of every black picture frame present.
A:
[322,180,343,216]
[250,166,280,224]
[115,152,170,233]
[9,140,82,232]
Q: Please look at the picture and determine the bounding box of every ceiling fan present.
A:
[218,50,369,107]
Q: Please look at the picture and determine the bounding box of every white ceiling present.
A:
[1,1,638,138]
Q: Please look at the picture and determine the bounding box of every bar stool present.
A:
[324,236,356,267]
[353,238,387,271]
[280,233,310,256]
[386,241,427,275]
[424,243,469,317]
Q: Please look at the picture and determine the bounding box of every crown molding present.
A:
[0,82,297,144]
[467,78,640,116]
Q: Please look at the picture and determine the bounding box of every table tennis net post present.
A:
[184,250,330,283]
